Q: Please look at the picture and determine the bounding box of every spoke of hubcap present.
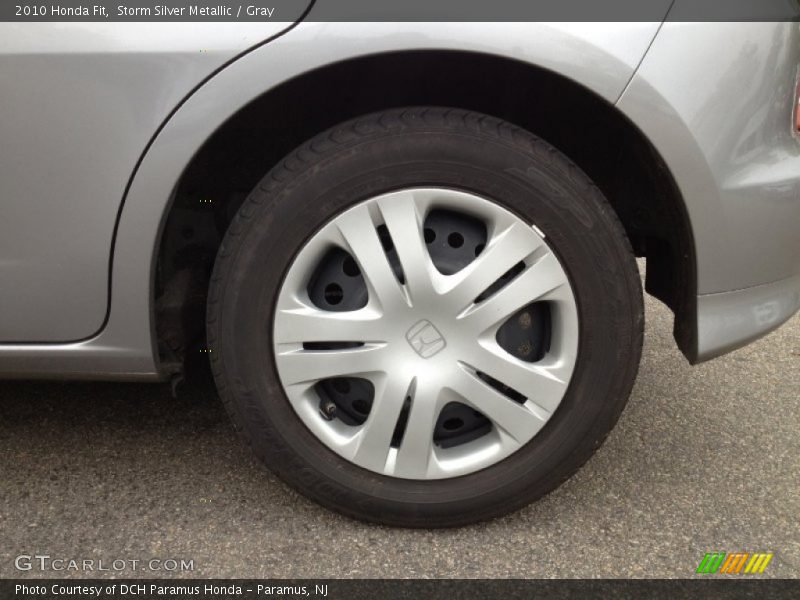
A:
[276,344,387,386]
[462,344,568,413]
[376,192,436,303]
[393,379,442,478]
[349,374,413,473]
[335,205,407,311]
[443,221,544,309]
[450,366,547,443]
[463,251,568,333]
[273,304,387,345]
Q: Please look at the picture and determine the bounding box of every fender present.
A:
[618,21,800,359]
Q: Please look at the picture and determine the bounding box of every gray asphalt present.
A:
[1,269,798,579]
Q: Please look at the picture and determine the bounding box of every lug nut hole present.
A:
[342,256,360,277]
[448,232,464,248]
[332,378,351,394]
[324,283,344,305]
[443,417,464,431]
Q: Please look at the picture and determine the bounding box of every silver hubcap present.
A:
[273,188,579,479]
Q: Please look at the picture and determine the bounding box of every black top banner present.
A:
[2,0,800,22]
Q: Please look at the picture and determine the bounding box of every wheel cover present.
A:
[273,188,579,480]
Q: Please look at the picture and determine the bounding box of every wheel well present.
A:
[156,50,697,372]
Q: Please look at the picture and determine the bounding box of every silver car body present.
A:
[1,19,798,379]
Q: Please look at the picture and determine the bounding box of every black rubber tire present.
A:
[207,107,643,527]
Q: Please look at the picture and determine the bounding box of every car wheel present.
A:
[207,107,643,527]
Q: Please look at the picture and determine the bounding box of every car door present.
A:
[0,18,310,342]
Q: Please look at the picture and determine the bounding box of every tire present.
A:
[207,107,643,527]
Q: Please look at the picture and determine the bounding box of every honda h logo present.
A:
[405,320,446,359]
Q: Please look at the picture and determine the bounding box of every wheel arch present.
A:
[153,49,697,371]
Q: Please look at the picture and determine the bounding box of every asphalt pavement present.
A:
[1,266,798,579]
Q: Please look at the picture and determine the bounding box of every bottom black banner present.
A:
[3,579,800,600]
